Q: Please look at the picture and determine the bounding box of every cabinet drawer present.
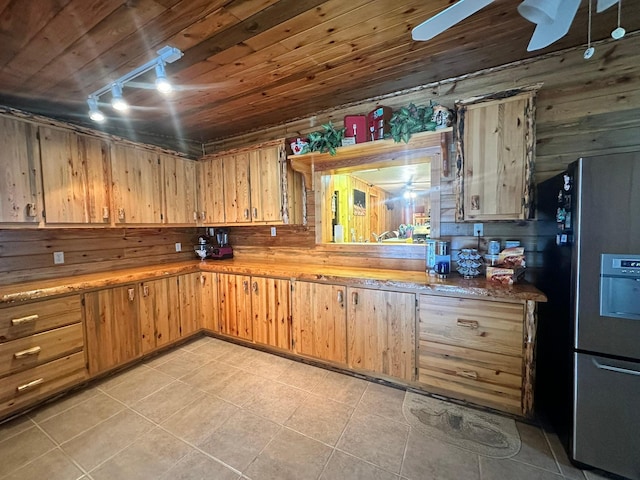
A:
[0,323,84,376]
[0,296,82,342]
[418,295,524,357]
[418,340,522,414]
[0,351,88,419]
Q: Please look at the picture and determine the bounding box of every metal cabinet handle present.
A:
[17,378,44,393]
[193,211,198,221]
[243,280,249,294]
[118,208,126,220]
[26,203,37,218]
[593,358,640,377]
[456,319,479,329]
[244,208,249,219]
[456,370,478,380]
[337,290,344,304]
[14,346,41,359]
[103,206,110,220]
[252,281,258,293]
[11,314,39,326]
[142,285,150,297]
[128,287,135,302]
[352,292,359,305]
[253,207,258,218]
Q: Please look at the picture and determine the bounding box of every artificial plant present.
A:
[302,122,346,156]
[388,102,438,143]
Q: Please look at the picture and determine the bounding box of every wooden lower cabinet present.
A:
[218,273,253,341]
[292,281,347,365]
[347,288,416,381]
[139,278,181,354]
[178,273,205,337]
[200,272,219,332]
[251,276,290,350]
[417,295,525,415]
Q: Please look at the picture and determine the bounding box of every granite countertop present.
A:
[0,259,546,306]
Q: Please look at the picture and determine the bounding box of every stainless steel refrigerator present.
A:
[536,153,640,479]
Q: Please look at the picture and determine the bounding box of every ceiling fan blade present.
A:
[596,0,619,13]
[526,0,580,51]
[411,0,495,41]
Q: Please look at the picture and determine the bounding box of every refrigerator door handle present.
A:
[592,358,640,377]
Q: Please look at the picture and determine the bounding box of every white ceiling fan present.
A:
[411,0,623,52]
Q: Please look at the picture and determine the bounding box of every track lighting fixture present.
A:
[86,45,183,122]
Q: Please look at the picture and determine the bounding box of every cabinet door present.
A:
[200,272,219,332]
[252,277,290,350]
[249,146,282,222]
[457,92,534,221]
[347,288,415,381]
[139,278,180,353]
[197,158,225,224]
[178,273,203,337]
[218,273,252,340]
[84,286,141,375]
[111,144,163,224]
[162,154,197,224]
[0,116,42,223]
[292,281,347,365]
[39,127,110,224]
[222,153,251,223]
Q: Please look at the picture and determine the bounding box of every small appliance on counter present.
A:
[193,228,233,260]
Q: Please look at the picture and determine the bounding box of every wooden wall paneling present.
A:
[39,126,111,224]
[200,272,219,332]
[217,273,252,341]
[111,145,163,224]
[161,154,197,225]
[197,158,226,224]
[222,153,251,223]
[252,276,291,350]
[0,115,42,224]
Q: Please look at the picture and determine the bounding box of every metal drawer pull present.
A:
[593,358,640,377]
[456,370,479,380]
[11,314,39,326]
[14,346,42,359]
[456,319,479,329]
[17,378,44,393]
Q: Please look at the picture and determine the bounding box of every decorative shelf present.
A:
[289,128,452,189]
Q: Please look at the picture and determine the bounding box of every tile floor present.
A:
[0,336,615,480]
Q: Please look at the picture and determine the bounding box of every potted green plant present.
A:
[302,122,345,156]
[388,102,438,143]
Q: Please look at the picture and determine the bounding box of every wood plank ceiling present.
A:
[0,0,637,152]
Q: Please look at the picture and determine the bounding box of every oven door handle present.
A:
[592,358,640,377]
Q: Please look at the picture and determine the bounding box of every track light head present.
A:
[155,63,172,94]
[87,97,105,122]
[110,83,129,112]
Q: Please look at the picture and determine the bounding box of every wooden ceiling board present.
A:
[0,0,638,151]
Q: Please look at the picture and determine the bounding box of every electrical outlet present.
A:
[175,242,182,252]
[270,227,277,237]
[473,223,484,237]
[53,251,65,264]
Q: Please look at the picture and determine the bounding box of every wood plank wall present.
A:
[0,228,199,285]
[217,37,640,280]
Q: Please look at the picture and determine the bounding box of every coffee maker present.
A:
[194,228,233,260]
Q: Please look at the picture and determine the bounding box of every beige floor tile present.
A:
[355,383,408,425]
[513,422,562,473]
[161,393,238,445]
[216,346,260,369]
[29,387,99,423]
[245,352,293,379]
[101,367,175,405]
[0,414,34,441]
[311,371,368,407]
[179,360,241,394]
[179,336,212,352]
[153,352,212,379]
[285,394,353,446]
[95,363,151,391]
[320,450,399,480]
[159,450,241,480]
[544,428,586,480]
[38,392,125,443]
[61,409,154,471]
[0,426,56,477]
[480,457,565,480]
[402,428,480,480]
[132,380,205,424]
[245,428,333,480]
[90,427,193,480]
[190,338,241,360]
[143,347,186,368]
[276,360,329,392]
[214,369,271,406]
[337,409,409,474]
[198,409,281,471]
[242,381,308,424]
[3,447,85,480]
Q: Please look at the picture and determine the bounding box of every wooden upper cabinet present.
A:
[249,146,283,222]
[0,116,42,223]
[111,144,163,224]
[39,127,110,224]
[455,90,536,221]
[222,152,252,223]
[197,158,226,224]
[161,154,197,225]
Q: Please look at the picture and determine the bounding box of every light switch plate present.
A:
[175,242,182,252]
[473,223,484,237]
[53,251,65,264]
[270,227,277,237]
